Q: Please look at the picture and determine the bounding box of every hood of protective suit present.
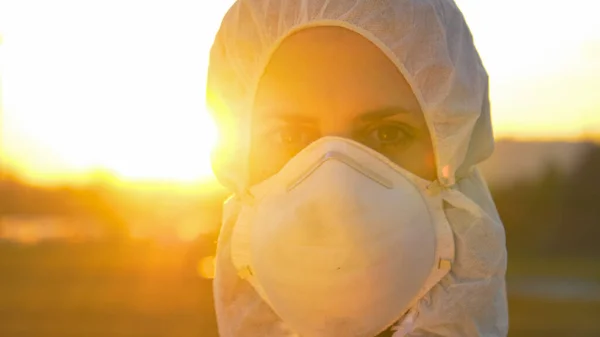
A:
[206,0,508,336]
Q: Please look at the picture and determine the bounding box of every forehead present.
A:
[252,26,421,121]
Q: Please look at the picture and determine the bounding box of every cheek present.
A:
[425,146,437,179]
[415,138,437,181]
[387,137,436,181]
[248,137,293,185]
[407,124,436,181]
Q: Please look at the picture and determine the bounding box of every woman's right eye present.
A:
[271,126,317,148]
[276,128,303,145]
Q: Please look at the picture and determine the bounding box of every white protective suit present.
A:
[206,0,509,336]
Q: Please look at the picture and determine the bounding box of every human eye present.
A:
[359,122,415,151]
[268,124,318,151]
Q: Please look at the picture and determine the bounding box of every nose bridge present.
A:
[319,110,354,138]
[287,150,393,192]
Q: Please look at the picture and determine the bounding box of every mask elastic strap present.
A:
[426,178,457,196]
[237,188,255,206]
[427,165,475,195]
[427,177,482,217]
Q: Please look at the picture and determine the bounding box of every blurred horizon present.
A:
[2,137,600,188]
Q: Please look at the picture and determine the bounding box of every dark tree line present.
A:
[2,145,599,257]
[492,144,600,257]
[0,177,130,240]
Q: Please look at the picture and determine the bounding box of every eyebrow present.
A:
[355,107,410,122]
[259,110,318,124]
[257,106,410,124]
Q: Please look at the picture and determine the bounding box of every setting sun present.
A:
[1,0,599,185]
[0,0,235,185]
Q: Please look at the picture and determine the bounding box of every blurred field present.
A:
[1,242,599,337]
[0,242,218,337]
[507,257,600,337]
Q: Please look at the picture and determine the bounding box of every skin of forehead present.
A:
[252,25,423,127]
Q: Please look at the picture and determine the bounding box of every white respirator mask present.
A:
[229,136,456,337]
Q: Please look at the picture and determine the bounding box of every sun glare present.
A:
[0,0,235,185]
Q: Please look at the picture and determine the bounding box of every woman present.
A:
[206,1,508,336]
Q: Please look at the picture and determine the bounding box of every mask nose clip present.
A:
[322,151,336,160]
[287,150,394,192]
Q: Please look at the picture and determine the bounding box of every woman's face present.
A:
[250,26,436,185]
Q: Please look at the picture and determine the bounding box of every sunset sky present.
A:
[1,0,599,185]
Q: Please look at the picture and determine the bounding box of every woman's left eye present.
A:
[364,123,413,148]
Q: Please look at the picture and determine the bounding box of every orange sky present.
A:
[1,0,599,185]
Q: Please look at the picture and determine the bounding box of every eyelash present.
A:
[264,122,414,152]
[357,122,414,147]
[270,125,317,146]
